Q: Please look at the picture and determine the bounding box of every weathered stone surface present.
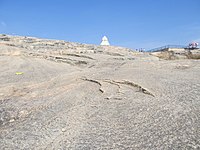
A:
[0,35,199,149]
[151,48,200,60]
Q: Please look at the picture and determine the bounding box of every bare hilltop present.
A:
[0,34,199,149]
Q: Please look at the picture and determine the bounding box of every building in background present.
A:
[100,36,110,46]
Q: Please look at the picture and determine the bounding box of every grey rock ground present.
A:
[0,35,199,149]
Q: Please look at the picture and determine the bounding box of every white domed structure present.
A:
[100,36,110,46]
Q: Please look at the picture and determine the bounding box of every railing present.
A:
[148,45,187,52]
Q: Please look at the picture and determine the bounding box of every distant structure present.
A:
[148,45,187,52]
[100,36,110,46]
[188,42,198,49]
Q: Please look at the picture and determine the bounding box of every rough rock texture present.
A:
[151,48,200,60]
[0,34,200,149]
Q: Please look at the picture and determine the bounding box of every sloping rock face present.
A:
[0,35,200,149]
[151,48,200,60]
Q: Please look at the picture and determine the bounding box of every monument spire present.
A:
[100,36,110,46]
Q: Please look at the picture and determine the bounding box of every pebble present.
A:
[61,128,66,132]
[9,119,15,123]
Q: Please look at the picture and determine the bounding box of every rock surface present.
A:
[0,34,199,149]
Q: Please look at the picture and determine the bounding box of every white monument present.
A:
[100,36,110,46]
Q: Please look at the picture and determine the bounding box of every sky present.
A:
[0,0,200,50]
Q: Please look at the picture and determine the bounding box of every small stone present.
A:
[18,110,29,118]
[9,119,15,123]
[61,128,66,132]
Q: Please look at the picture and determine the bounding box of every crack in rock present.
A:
[64,53,94,60]
[104,79,155,97]
[81,78,104,93]
[23,52,88,66]
[81,78,154,97]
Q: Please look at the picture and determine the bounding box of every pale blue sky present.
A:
[0,0,200,50]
